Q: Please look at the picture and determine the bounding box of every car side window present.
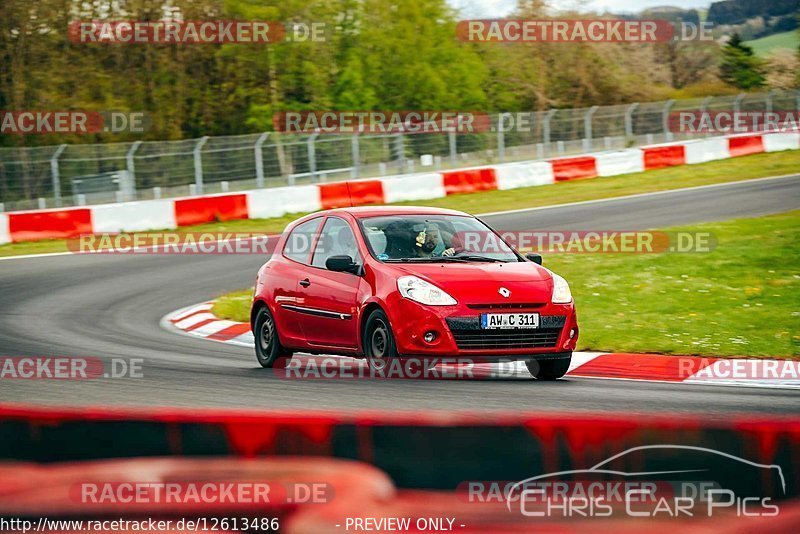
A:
[283,218,322,264]
[312,217,361,269]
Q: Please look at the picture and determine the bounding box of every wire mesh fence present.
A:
[0,90,797,211]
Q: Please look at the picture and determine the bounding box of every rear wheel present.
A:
[526,355,571,380]
[363,309,398,372]
[254,306,292,368]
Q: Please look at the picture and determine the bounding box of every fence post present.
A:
[125,140,141,201]
[733,93,745,113]
[193,136,208,195]
[766,90,775,113]
[254,132,269,188]
[50,144,67,208]
[796,89,800,112]
[395,134,406,170]
[662,99,675,141]
[307,133,318,182]
[543,109,557,153]
[583,106,598,151]
[624,103,638,140]
[497,113,510,162]
[351,134,360,179]
[448,130,457,165]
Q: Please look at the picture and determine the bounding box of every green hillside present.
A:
[745,31,800,56]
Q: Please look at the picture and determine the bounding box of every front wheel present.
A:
[363,309,398,372]
[526,355,571,380]
[254,306,292,368]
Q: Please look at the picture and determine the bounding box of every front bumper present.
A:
[384,294,579,359]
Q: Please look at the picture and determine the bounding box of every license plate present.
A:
[481,313,539,330]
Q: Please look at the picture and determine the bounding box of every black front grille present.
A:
[449,328,562,350]
[446,315,566,350]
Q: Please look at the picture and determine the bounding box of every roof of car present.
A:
[323,205,471,218]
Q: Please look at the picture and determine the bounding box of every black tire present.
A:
[526,355,571,380]
[363,309,398,371]
[254,306,291,368]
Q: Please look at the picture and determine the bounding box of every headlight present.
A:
[397,275,457,306]
[551,273,572,304]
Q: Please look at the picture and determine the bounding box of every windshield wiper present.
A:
[384,257,471,263]
[446,255,506,263]
[384,255,506,263]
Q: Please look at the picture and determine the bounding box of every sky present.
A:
[449,0,714,17]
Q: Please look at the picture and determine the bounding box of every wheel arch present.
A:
[250,298,267,332]
[358,300,389,356]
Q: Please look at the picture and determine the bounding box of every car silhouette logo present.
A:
[498,287,511,298]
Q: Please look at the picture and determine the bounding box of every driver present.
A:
[415,223,456,257]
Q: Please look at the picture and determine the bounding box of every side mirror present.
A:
[525,252,543,265]
[326,255,361,274]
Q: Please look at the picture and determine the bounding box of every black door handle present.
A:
[299,278,311,288]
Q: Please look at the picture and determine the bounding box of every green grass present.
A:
[744,31,800,57]
[548,211,800,358]
[213,211,800,358]
[212,289,254,322]
[1,150,798,258]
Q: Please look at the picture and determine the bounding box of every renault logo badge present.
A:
[498,287,511,298]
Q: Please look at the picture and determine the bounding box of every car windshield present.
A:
[359,214,519,263]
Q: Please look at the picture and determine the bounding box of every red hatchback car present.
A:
[251,206,579,379]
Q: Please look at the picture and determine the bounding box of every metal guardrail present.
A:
[0,90,797,211]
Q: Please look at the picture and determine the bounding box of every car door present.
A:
[295,216,363,349]
[273,217,323,345]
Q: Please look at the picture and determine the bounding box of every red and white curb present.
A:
[163,302,800,389]
[161,302,255,347]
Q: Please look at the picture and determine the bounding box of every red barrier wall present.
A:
[442,168,497,194]
[550,156,598,181]
[728,135,765,157]
[8,209,92,242]
[319,180,384,209]
[643,145,686,169]
[173,194,248,226]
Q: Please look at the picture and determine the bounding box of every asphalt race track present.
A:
[1,175,798,416]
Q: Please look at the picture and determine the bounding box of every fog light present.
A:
[424,331,436,343]
[569,329,576,339]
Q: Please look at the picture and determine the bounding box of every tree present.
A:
[719,33,765,89]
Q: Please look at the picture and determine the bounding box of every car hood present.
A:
[392,261,553,305]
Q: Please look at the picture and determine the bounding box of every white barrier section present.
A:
[594,149,645,177]
[684,138,730,164]
[92,200,177,233]
[763,132,800,152]
[0,214,9,245]
[247,184,322,219]
[380,172,445,202]
[494,161,555,190]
